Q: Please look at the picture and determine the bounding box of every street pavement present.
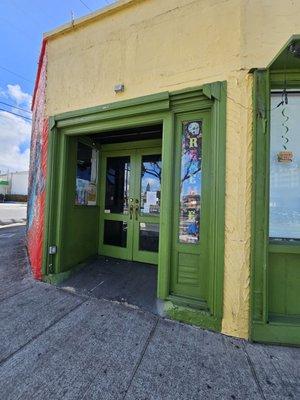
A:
[0,225,299,399]
[0,202,27,226]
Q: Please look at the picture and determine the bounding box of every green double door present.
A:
[99,144,162,264]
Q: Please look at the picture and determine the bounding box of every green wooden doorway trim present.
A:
[43,83,226,332]
[251,60,300,345]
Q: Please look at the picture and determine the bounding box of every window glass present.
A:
[103,220,127,247]
[139,222,159,252]
[105,156,130,214]
[75,142,98,205]
[270,92,300,240]
[178,121,202,243]
[140,154,161,216]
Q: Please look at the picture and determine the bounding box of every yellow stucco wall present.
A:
[44,0,300,339]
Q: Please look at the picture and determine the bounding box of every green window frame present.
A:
[251,36,300,345]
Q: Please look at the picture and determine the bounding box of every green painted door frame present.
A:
[42,83,226,331]
[251,40,300,345]
[98,142,162,264]
[170,110,211,301]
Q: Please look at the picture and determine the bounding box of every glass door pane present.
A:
[133,150,161,264]
[139,222,159,252]
[100,153,134,260]
[140,154,162,215]
[105,156,130,214]
[103,220,127,247]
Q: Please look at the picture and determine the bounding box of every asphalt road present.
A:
[0,225,299,399]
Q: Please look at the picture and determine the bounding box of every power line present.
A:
[0,112,32,124]
[0,65,33,84]
[0,108,32,122]
[79,0,92,11]
[0,16,36,43]
[10,0,44,30]
[0,101,32,114]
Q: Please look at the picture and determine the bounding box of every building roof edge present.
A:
[44,0,140,40]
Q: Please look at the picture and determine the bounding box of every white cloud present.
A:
[0,84,32,173]
[0,88,8,98]
[7,84,32,110]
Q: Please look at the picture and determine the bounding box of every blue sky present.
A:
[0,0,116,173]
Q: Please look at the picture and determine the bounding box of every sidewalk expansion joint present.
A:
[122,316,160,400]
[0,299,87,366]
[0,283,33,304]
[242,342,266,400]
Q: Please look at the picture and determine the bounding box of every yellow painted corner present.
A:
[221,72,253,339]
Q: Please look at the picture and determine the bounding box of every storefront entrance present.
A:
[44,85,226,333]
[99,142,162,265]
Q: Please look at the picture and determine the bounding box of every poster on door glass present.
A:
[269,92,300,240]
[75,142,98,206]
[179,121,202,243]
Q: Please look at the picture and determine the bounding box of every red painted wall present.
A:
[27,41,48,280]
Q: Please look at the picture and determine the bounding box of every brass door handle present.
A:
[129,198,134,220]
[129,204,134,219]
[134,199,139,220]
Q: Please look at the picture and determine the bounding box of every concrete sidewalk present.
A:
[0,202,27,226]
[0,226,299,399]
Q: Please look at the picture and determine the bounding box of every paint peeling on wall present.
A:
[27,42,48,280]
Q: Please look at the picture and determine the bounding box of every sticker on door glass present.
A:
[179,121,202,244]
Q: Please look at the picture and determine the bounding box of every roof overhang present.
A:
[249,35,300,74]
[44,0,139,40]
[268,34,300,70]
